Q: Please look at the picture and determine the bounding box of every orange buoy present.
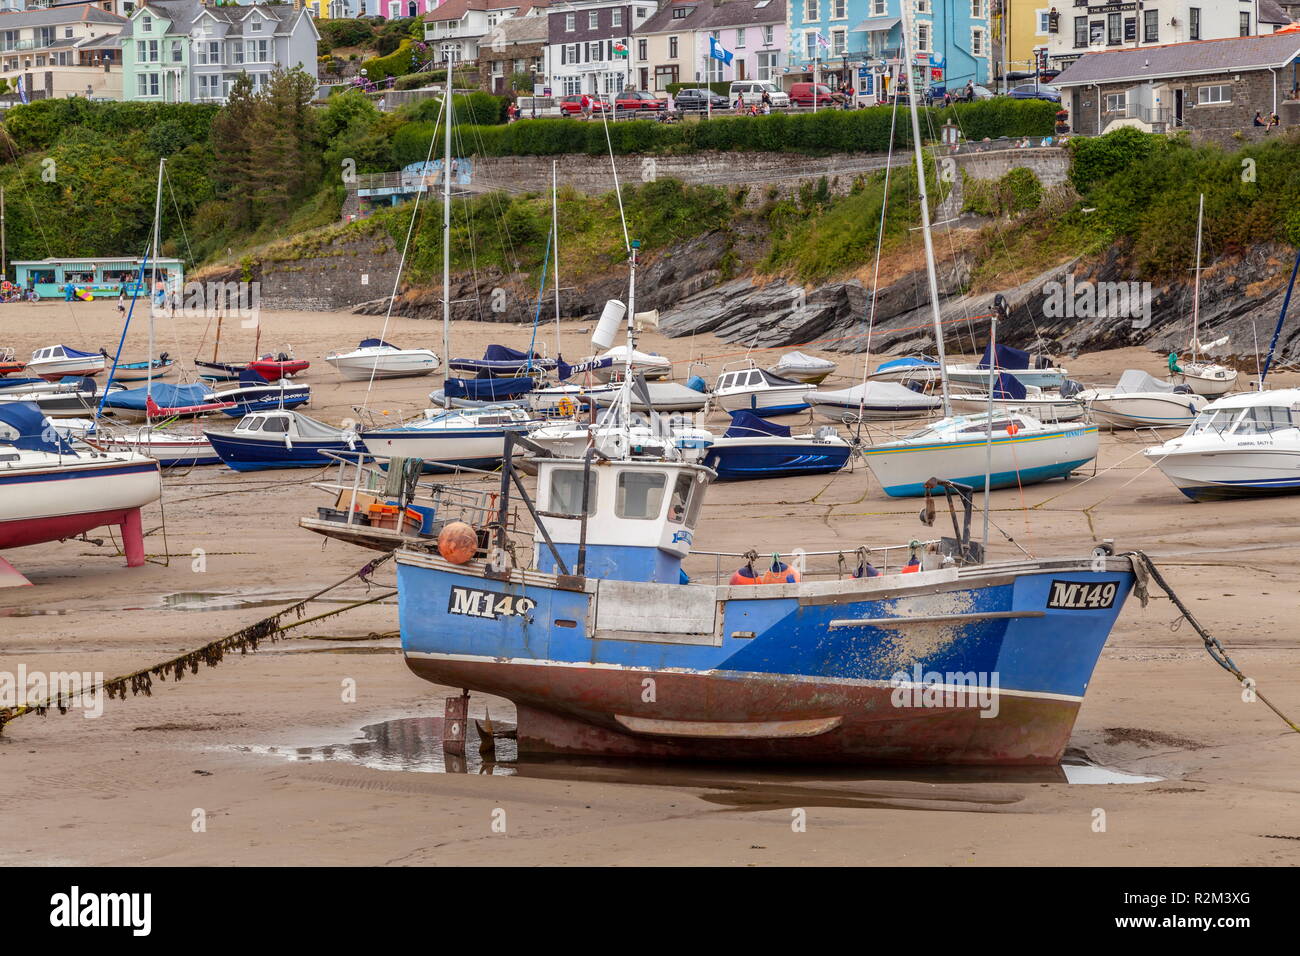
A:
[438,521,479,564]
[758,561,801,585]
[729,565,760,586]
[1006,422,1019,436]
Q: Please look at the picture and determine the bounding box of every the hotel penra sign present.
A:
[1081,2,1139,11]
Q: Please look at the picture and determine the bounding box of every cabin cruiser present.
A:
[27,345,106,381]
[713,367,814,418]
[325,339,439,381]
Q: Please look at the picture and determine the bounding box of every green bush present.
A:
[361,39,414,82]
[320,18,374,51]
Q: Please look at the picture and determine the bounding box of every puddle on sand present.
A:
[239,716,1164,807]
[0,607,69,618]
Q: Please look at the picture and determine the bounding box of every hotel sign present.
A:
[1085,2,1137,11]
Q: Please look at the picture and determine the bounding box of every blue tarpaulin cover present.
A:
[58,345,101,359]
[359,338,398,349]
[443,377,535,401]
[103,383,211,411]
[0,402,76,455]
[725,410,792,439]
[978,343,1031,370]
[992,371,1027,400]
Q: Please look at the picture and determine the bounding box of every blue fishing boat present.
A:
[210,371,310,417]
[395,438,1137,765]
[703,411,850,480]
[204,410,361,472]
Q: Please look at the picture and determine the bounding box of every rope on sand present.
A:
[1129,550,1300,735]
[0,553,397,734]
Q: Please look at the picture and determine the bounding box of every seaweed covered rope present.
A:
[0,553,396,733]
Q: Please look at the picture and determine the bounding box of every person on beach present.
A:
[117,287,126,316]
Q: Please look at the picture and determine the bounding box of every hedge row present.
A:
[361,39,415,82]
[409,99,1056,158]
[3,99,221,152]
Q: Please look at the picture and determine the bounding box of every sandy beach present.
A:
[1,300,1298,866]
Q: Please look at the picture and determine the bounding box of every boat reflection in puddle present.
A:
[238,716,1165,797]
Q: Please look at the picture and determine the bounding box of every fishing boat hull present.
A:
[28,358,106,382]
[396,553,1135,765]
[1081,393,1205,429]
[248,359,309,382]
[590,383,708,413]
[204,431,357,472]
[91,429,221,467]
[702,436,850,480]
[0,458,161,550]
[808,397,939,423]
[862,425,1099,497]
[326,350,438,381]
[1144,446,1300,501]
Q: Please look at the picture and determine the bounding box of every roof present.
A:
[424,0,548,23]
[1055,31,1300,87]
[1259,0,1293,26]
[480,13,548,47]
[123,1,310,39]
[702,0,784,29]
[637,0,716,35]
[0,3,125,28]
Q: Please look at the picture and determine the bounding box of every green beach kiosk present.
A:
[11,257,185,300]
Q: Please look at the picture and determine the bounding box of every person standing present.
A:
[117,286,127,317]
[580,92,592,119]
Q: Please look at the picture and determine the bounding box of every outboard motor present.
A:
[1171,384,1195,395]
[1059,379,1084,399]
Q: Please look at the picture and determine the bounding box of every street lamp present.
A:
[530,67,537,118]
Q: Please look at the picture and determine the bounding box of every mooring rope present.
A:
[0,553,397,733]
[1128,550,1300,735]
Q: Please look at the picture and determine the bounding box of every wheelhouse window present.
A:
[549,469,596,516]
[260,416,289,433]
[615,471,666,520]
[237,416,264,431]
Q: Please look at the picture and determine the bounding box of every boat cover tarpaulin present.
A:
[104,383,211,411]
[443,376,536,401]
[725,410,792,439]
[359,338,398,349]
[483,345,538,363]
[877,356,939,371]
[993,372,1028,400]
[812,381,940,412]
[1114,369,1182,394]
[770,351,836,374]
[239,368,272,386]
[978,343,1031,370]
[0,401,76,454]
[57,345,102,359]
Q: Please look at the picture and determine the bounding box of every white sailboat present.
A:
[860,17,1097,498]
[1169,194,1239,398]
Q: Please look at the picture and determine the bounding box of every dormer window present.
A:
[252,21,262,31]
[672,6,691,18]
[142,14,152,30]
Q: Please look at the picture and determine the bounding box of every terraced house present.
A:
[543,0,657,96]
[631,0,786,92]
[787,0,991,101]
[121,0,318,103]
[0,3,126,100]
[422,0,550,65]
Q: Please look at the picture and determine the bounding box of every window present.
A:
[143,39,159,62]
[1190,7,1201,41]
[763,25,774,45]
[803,0,816,22]
[588,11,598,28]
[549,470,596,516]
[1241,12,1251,37]
[252,20,262,31]
[832,0,845,19]
[587,40,601,62]
[916,22,931,52]
[260,416,288,434]
[971,27,985,56]
[917,0,930,12]
[872,0,885,13]
[565,12,575,30]
[1074,16,1087,48]
[970,0,983,17]
[64,27,73,38]
[563,75,582,94]
[672,5,689,17]
[612,9,622,27]
[137,72,158,96]
[831,29,845,55]
[735,28,745,48]
[668,473,694,525]
[1037,10,1050,35]
[637,38,646,59]
[668,35,678,57]
[1124,16,1136,42]
[805,32,817,59]
[1197,84,1229,105]
[616,472,666,520]
[757,49,777,80]
[172,41,182,62]
[1104,91,1126,112]
[142,14,152,31]
[1107,12,1120,44]
[1143,9,1158,42]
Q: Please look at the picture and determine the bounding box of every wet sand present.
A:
[2,301,1298,866]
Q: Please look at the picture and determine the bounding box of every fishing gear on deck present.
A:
[0,553,397,734]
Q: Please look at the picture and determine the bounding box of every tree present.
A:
[211,73,259,227]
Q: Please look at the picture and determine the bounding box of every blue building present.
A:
[784,0,991,102]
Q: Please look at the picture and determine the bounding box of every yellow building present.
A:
[999,0,1056,84]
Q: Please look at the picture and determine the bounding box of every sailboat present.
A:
[860,59,1097,499]
[1168,194,1239,398]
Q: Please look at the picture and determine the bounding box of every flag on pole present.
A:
[16,75,27,105]
[815,32,831,50]
[709,35,734,65]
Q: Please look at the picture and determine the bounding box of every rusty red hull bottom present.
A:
[405,656,1083,766]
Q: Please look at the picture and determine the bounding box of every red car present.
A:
[614,90,666,112]
[558,94,610,115]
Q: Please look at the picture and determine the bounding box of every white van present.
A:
[728,80,790,108]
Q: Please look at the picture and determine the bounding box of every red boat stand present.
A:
[121,508,146,568]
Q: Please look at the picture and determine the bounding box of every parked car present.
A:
[672,87,728,111]
[1009,83,1061,103]
[558,94,611,115]
[728,80,790,109]
[788,82,835,108]
[614,90,666,112]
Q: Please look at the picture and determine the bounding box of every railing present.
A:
[688,544,941,585]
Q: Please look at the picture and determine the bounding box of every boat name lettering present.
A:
[448,586,536,620]
[1046,579,1117,610]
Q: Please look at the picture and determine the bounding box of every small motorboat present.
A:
[947,344,1069,390]
[205,410,361,472]
[1144,388,1300,501]
[866,355,941,383]
[208,371,311,417]
[703,411,850,481]
[591,345,672,382]
[713,367,814,418]
[0,401,161,584]
[590,381,708,413]
[948,374,1086,423]
[113,354,175,383]
[0,347,25,377]
[325,338,439,381]
[1077,370,1207,430]
[194,358,249,382]
[27,345,106,381]
[248,352,310,382]
[100,383,235,422]
[807,381,941,423]
[449,345,557,378]
[768,351,837,385]
[861,411,1099,497]
[360,404,538,473]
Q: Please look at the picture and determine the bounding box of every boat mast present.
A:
[441,57,453,393]
[1191,192,1204,363]
[900,5,950,416]
[553,159,561,359]
[1261,247,1300,389]
[148,157,164,421]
